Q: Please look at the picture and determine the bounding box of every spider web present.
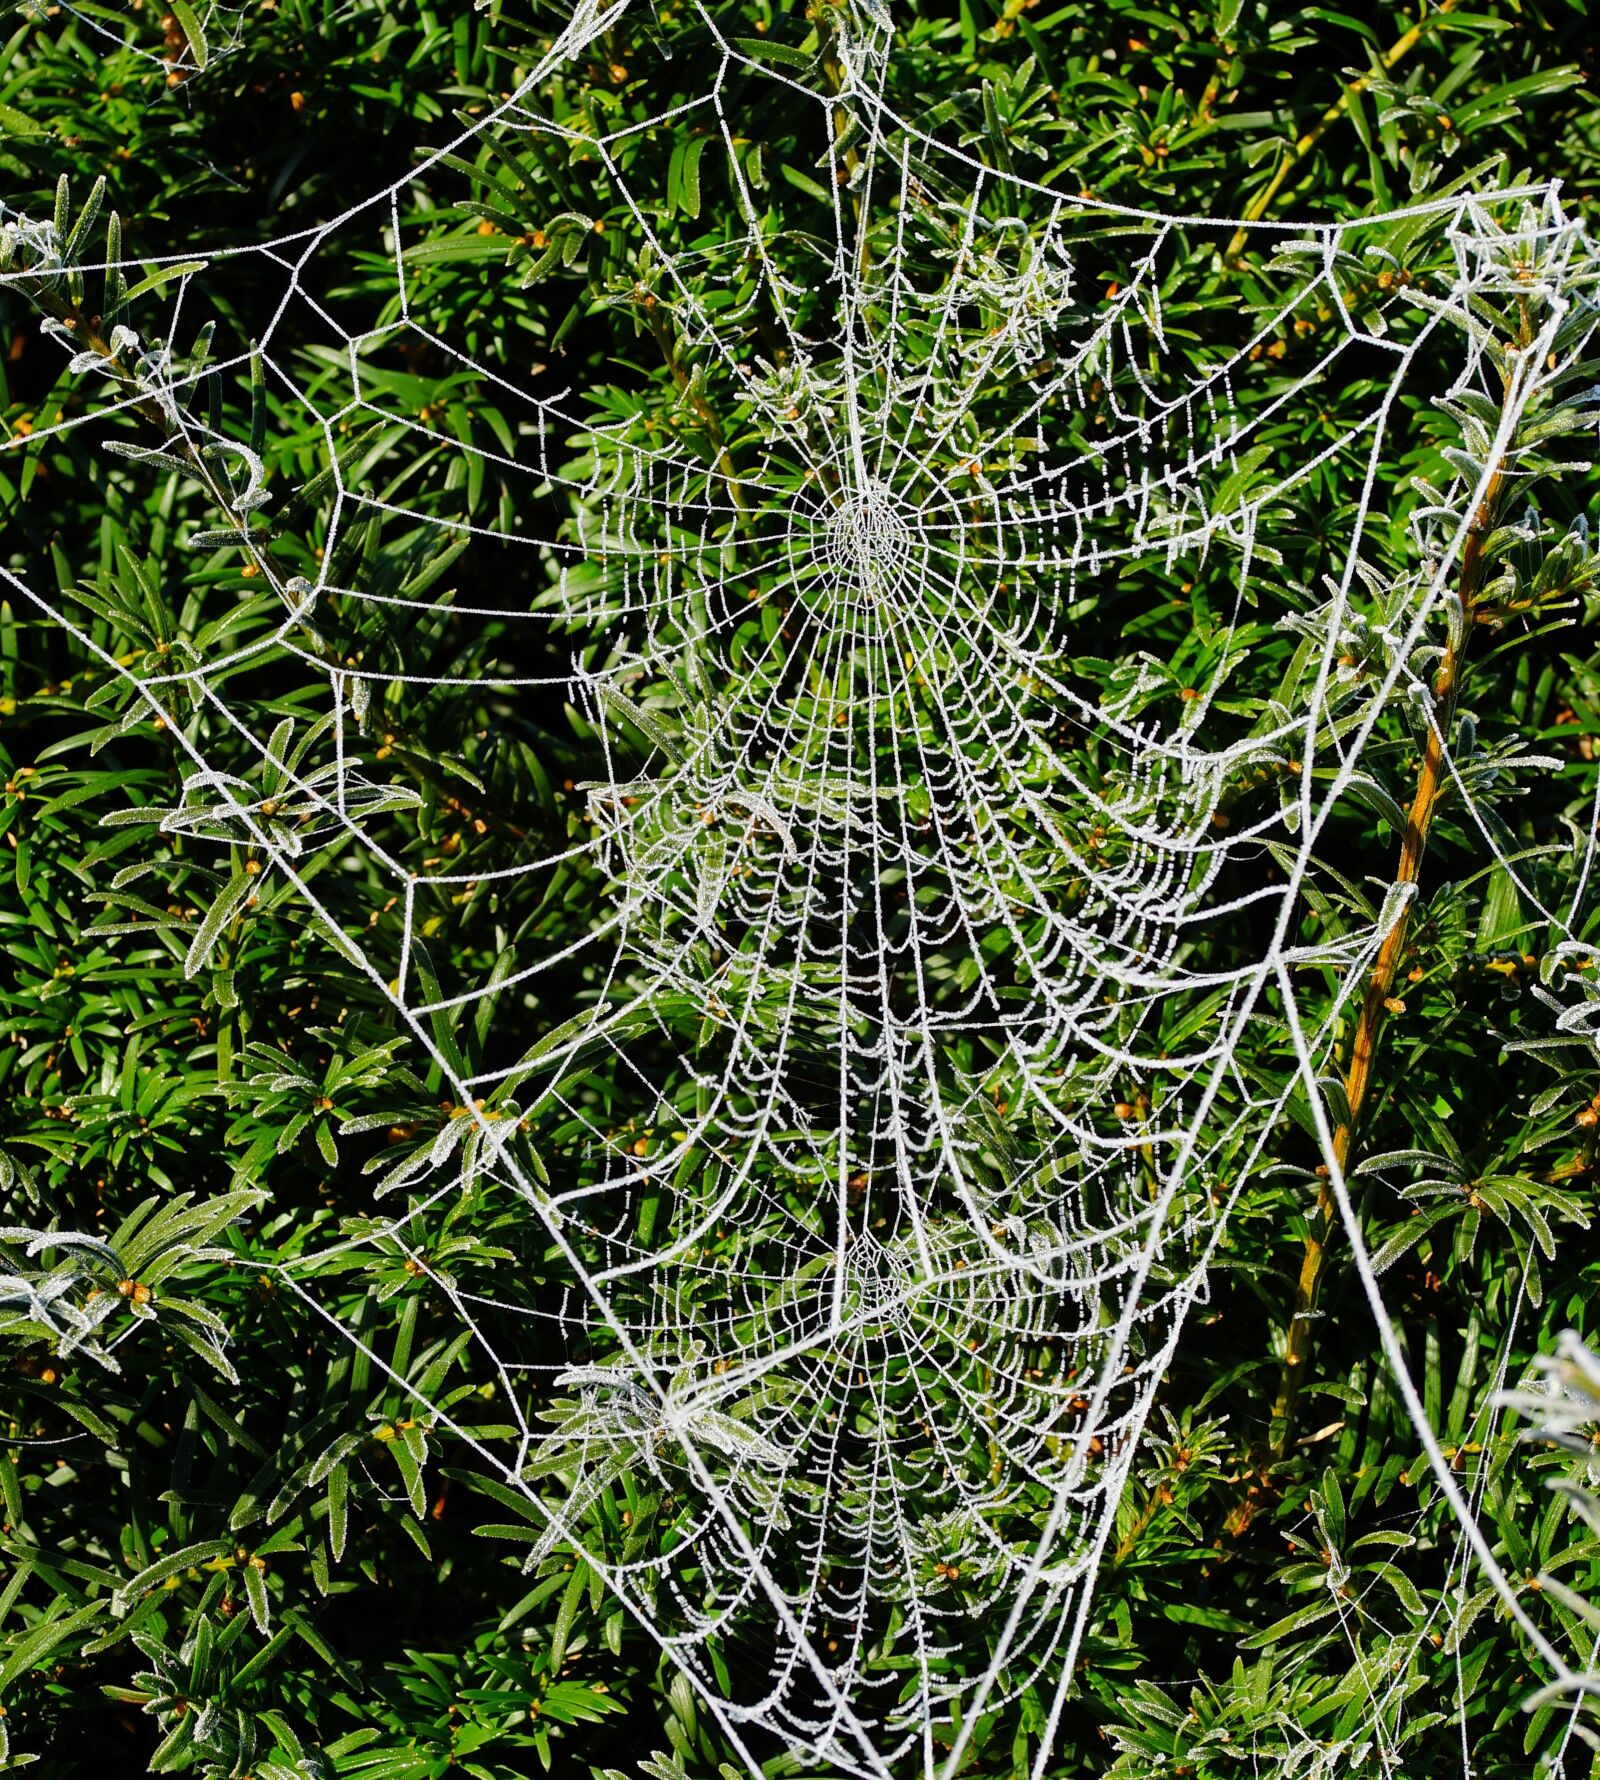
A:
[4,2,1600,1772]
[18,0,249,83]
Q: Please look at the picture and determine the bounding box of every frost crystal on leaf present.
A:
[5,6,1600,1775]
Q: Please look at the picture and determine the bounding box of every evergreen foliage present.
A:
[2,1,1600,1775]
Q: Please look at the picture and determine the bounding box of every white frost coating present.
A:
[3,3,1600,1775]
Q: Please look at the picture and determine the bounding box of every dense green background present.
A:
[3,0,1600,1775]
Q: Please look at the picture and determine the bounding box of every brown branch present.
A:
[1111,1485,1166,1567]
[1225,0,1460,265]
[1194,54,1233,129]
[1268,361,1520,1456]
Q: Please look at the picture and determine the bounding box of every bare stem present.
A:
[1195,53,1233,129]
[1269,362,1517,1456]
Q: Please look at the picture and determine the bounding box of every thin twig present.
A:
[1225,0,1460,265]
[1268,337,1521,1456]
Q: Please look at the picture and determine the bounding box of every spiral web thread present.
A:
[4,2,1600,1773]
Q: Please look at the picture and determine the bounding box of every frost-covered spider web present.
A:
[19,0,248,83]
[5,0,1600,1772]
